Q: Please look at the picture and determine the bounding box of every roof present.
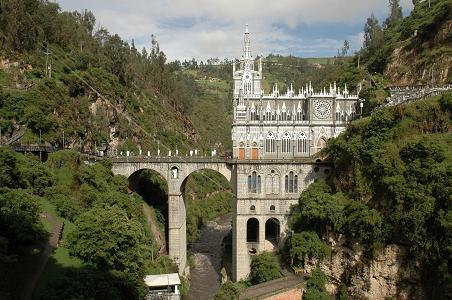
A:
[144,273,181,287]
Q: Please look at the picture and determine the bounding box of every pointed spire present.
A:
[243,24,252,59]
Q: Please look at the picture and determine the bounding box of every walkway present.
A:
[142,203,166,255]
[239,274,304,300]
[21,213,63,300]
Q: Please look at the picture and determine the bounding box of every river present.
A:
[184,213,232,300]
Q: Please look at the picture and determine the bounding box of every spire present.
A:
[243,24,252,59]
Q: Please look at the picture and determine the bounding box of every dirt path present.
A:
[21,213,62,300]
[142,203,166,254]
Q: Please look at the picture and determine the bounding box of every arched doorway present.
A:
[238,142,245,160]
[251,142,259,160]
[247,218,259,243]
[265,218,280,252]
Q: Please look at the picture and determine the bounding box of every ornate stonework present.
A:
[231,25,360,160]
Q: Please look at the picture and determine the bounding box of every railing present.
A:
[385,84,452,107]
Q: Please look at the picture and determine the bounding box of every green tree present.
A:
[385,0,403,28]
[249,252,281,285]
[0,188,47,255]
[67,206,149,274]
[288,231,330,267]
[304,268,329,300]
[343,201,383,246]
[0,147,23,189]
[214,282,240,300]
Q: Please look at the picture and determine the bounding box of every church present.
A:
[231,25,360,160]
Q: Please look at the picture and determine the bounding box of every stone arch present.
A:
[127,168,169,254]
[247,218,259,243]
[179,164,232,189]
[265,217,280,251]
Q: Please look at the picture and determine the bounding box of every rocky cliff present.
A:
[305,235,424,300]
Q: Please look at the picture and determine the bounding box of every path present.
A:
[185,214,232,300]
[21,213,62,300]
[239,275,304,299]
[142,203,166,254]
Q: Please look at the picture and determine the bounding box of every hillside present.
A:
[287,93,452,299]
[0,0,234,155]
[357,0,452,85]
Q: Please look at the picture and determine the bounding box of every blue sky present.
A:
[56,0,414,62]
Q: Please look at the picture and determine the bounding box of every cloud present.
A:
[56,0,413,61]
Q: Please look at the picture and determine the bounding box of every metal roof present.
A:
[144,273,181,287]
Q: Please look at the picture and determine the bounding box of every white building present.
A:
[231,25,360,160]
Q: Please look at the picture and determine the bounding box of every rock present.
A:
[304,239,424,300]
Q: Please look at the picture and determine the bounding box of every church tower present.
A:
[232,24,262,97]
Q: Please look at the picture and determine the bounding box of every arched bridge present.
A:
[110,156,234,274]
[109,155,331,279]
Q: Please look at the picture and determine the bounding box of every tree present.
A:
[340,40,350,57]
[304,268,329,300]
[249,252,281,284]
[385,0,403,28]
[67,206,149,274]
[214,282,240,300]
[0,148,23,189]
[288,231,330,267]
[0,188,47,255]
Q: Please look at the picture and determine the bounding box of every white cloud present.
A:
[56,0,413,61]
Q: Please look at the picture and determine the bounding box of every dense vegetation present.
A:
[0,0,234,154]
[288,93,452,299]
[0,148,179,299]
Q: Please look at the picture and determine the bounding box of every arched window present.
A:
[257,175,262,193]
[248,171,260,193]
[265,132,275,153]
[297,133,308,154]
[285,171,298,193]
[171,166,179,179]
[270,205,275,212]
[281,132,291,153]
[250,205,256,212]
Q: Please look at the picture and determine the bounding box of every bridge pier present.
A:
[168,192,187,275]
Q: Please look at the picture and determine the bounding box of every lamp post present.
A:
[39,129,42,161]
[358,98,365,118]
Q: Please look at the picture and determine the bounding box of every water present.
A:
[184,214,232,300]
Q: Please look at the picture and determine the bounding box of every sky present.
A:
[56,0,414,62]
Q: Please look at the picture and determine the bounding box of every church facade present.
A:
[231,26,360,281]
[231,25,360,160]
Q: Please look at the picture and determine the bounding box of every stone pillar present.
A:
[259,215,266,251]
[168,176,187,275]
[233,215,251,281]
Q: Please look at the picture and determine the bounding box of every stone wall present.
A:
[304,235,424,300]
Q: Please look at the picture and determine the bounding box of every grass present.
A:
[32,198,84,300]
[305,57,335,65]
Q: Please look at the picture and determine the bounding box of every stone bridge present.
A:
[110,156,234,274]
[109,156,330,280]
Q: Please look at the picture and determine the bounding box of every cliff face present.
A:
[384,20,452,86]
[305,235,424,300]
